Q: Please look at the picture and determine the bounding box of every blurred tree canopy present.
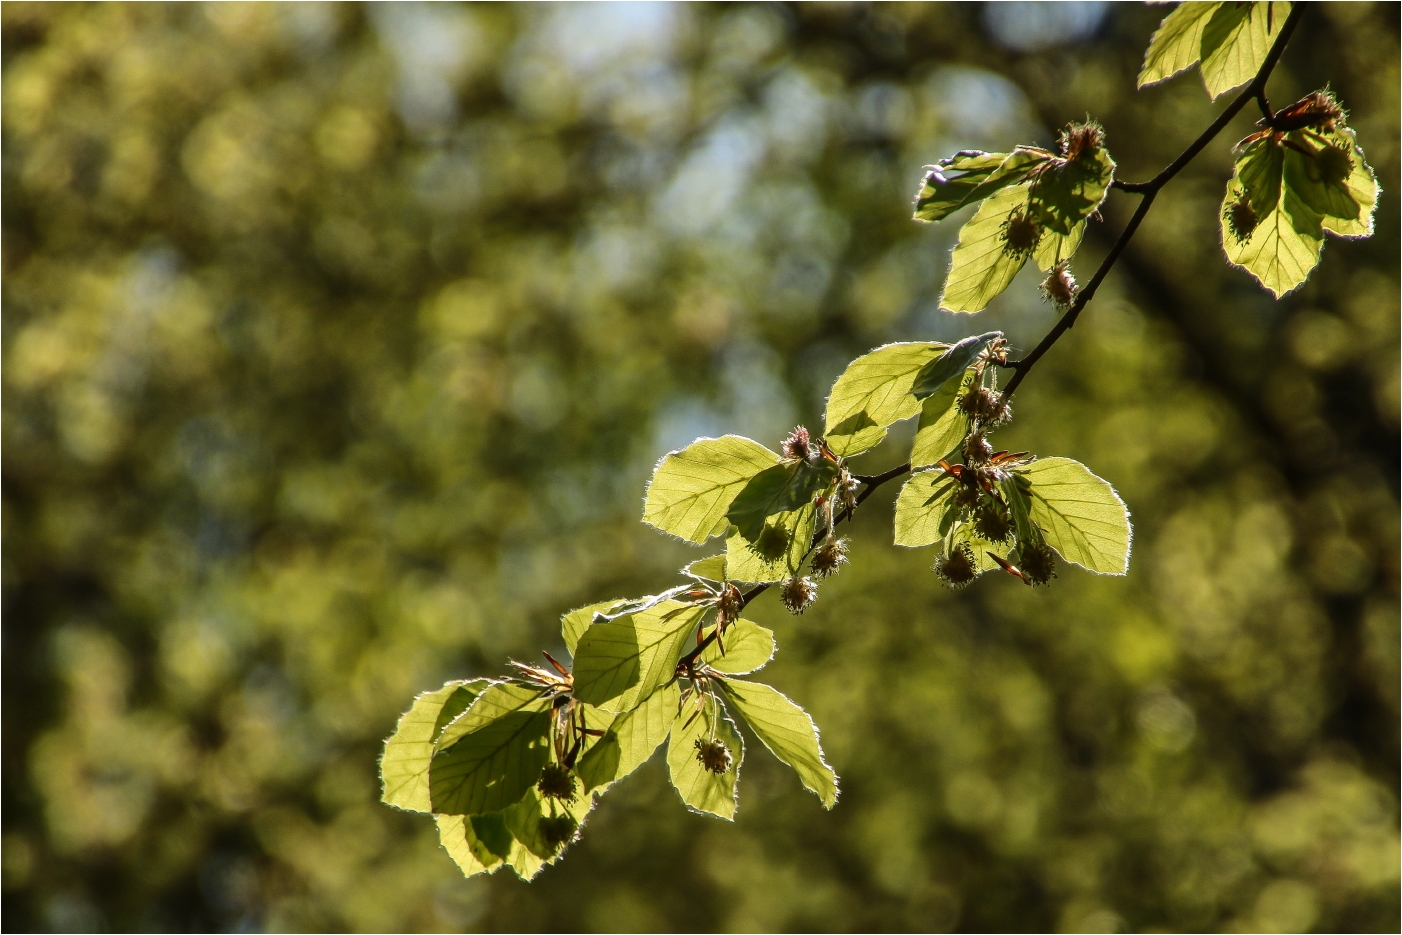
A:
[2,2,1397,931]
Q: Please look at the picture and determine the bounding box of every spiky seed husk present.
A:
[780,576,818,614]
[1018,541,1057,586]
[984,392,1012,428]
[1315,143,1353,185]
[953,482,982,510]
[1059,120,1105,161]
[694,738,733,774]
[936,543,979,589]
[964,431,994,465]
[1002,209,1041,257]
[782,425,813,461]
[717,582,743,627]
[836,469,860,515]
[1040,262,1077,306]
[539,814,579,851]
[958,386,996,419]
[811,537,849,578]
[1226,197,1258,243]
[974,500,1014,543]
[537,763,578,803]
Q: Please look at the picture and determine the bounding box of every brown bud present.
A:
[1059,120,1105,161]
[780,575,818,614]
[936,543,979,589]
[694,738,733,774]
[964,431,994,464]
[811,537,849,578]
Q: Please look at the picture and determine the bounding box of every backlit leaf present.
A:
[643,436,780,543]
[577,682,680,792]
[572,600,705,712]
[910,369,973,467]
[725,501,816,583]
[381,679,492,813]
[1288,128,1379,239]
[430,683,553,815]
[727,459,838,543]
[666,694,743,820]
[823,342,949,457]
[1222,140,1324,297]
[939,184,1032,314]
[561,599,630,655]
[1138,1,1221,88]
[435,814,503,879]
[719,678,838,809]
[894,469,958,548]
[683,554,727,582]
[504,786,596,869]
[1199,2,1290,100]
[1018,457,1132,575]
[701,620,776,675]
[913,147,1055,222]
[911,333,1001,400]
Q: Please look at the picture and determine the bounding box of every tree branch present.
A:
[1002,3,1305,400]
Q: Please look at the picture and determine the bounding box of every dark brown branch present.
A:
[1003,3,1305,400]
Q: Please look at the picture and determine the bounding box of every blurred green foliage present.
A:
[2,2,1397,931]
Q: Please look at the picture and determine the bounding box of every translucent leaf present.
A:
[1018,457,1132,575]
[1032,220,1086,273]
[561,599,630,655]
[435,814,503,879]
[911,332,1002,400]
[381,679,492,813]
[683,554,727,582]
[939,184,1033,314]
[666,694,743,820]
[893,469,958,547]
[430,683,553,816]
[504,786,597,870]
[719,679,838,809]
[702,620,776,675]
[1222,141,1324,297]
[725,501,816,583]
[572,600,705,713]
[913,147,1055,222]
[1199,2,1290,100]
[643,436,780,543]
[910,369,973,467]
[823,342,949,457]
[726,459,838,543]
[1288,128,1379,239]
[1138,1,1221,88]
[577,682,680,792]
[1028,146,1116,239]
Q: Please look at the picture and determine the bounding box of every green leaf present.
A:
[577,682,680,792]
[893,469,958,547]
[719,679,838,809]
[381,679,492,813]
[702,620,776,675]
[504,786,596,868]
[572,600,705,712]
[910,369,973,467]
[911,332,1001,400]
[1288,128,1379,239]
[1000,476,1038,547]
[1138,1,1221,88]
[1199,2,1290,100]
[683,554,727,582]
[823,342,950,457]
[643,436,780,543]
[1018,457,1132,575]
[913,147,1055,222]
[435,814,503,878]
[939,184,1033,314]
[469,811,516,861]
[727,459,838,543]
[725,501,817,583]
[1028,146,1116,242]
[1222,141,1324,297]
[561,599,630,655]
[430,683,553,816]
[666,694,743,820]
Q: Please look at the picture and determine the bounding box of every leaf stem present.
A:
[1004,3,1304,399]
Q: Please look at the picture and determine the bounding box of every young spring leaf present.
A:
[726,459,838,543]
[910,369,974,467]
[701,620,776,675]
[572,600,706,712]
[939,184,1034,314]
[913,147,1056,222]
[1018,457,1132,575]
[823,342,950,457]
[381,679,493,813]
[683,554,727,582]
[643,436,780,543]
[725,500,816,583]
[1198,1,1291,100]
[505,786,597,867]
[435,814,503,879]
[1028,145,1116,240]
[893,469,958,547]
[1138,1,1221,88]
[430,683,553,816]
[666,694,743,820]
[911,333,1002,400]
[561,599,631,655]
[1285,127,1379,239]
[719,679,838,809]
[1221,139,1323,297]
[577,682,680,792]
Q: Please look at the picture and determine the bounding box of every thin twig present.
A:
[1002,3,1304,400]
